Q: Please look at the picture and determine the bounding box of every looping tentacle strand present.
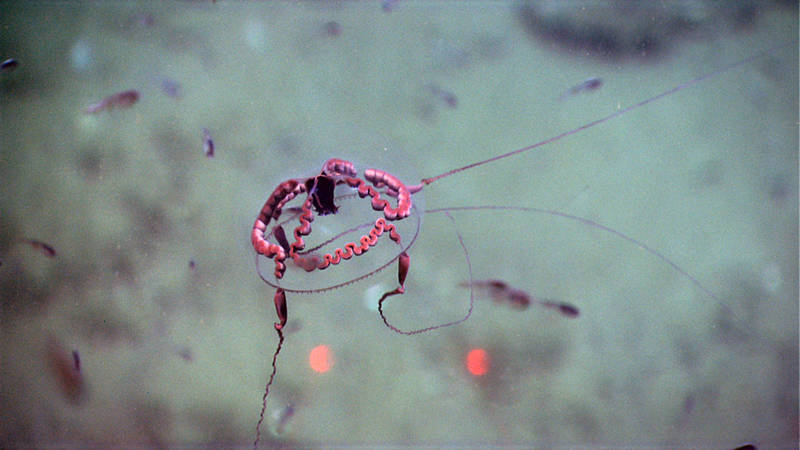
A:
[252,158,414,278]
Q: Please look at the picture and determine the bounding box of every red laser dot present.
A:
[309,344,333,373]
[466,348,490,376]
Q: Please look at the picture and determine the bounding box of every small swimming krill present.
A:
[85,89,140,114]
[202,128,214,157]
[1,58,18,71]
[46,338,85,403]
[24,238,56,257]
[426,83,458,108]
[272,403,295,435]
[558,77,603,100]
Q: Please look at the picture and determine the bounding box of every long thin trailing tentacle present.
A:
[419,41,793,187]
[379,211,475,335]
[425,205,746,327]
[254,288,288,449]
[253,327,283,449]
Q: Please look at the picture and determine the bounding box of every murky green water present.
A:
[1,2,797,447]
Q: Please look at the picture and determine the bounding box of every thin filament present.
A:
[379,211,475,334]
[425,205,746,327]
[253,327,284,449]
[420,41,793,186]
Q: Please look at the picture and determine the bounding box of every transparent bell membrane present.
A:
[256,187,422,294]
